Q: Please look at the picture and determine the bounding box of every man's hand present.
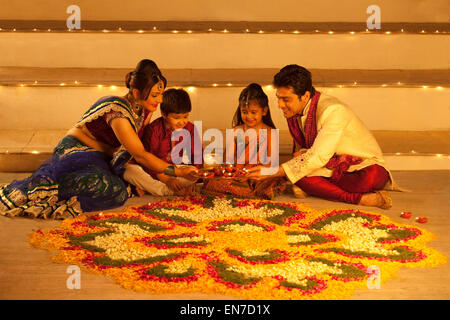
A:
[293,149,308,158]
[245,165,285,180]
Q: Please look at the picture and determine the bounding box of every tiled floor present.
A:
[0,170,449,299]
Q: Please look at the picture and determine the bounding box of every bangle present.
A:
[163,165,176,177]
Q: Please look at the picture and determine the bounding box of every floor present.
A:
[0,170,449,300]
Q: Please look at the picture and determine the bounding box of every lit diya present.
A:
[197,165,248,179]
[400,212,412,219]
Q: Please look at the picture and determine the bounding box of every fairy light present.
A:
[60,83,65,86]
[137,30,144,33]
[385,31,391,34]
[74,81,79,85]
[208,28,213,32]
[381,84,387,87]
[293,30,299,34]
[245,29,250,33]
[227,83,232,87]
[97,84,103,88]
[153,26,157,31]
[422,85,428,89]
[172,30,178,33]
[223,29,228,33]
[212,83,218,87]
[436,86,443,90]
[187,30,192,34]
[328,31,334,34]
[110,85,117,90]
[258,30,263,34]
[31,150,39,154]
[187,86,195,92]
[350,31,355,35]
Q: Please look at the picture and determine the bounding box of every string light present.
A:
[0,26,445,34]
[187,87,195,92]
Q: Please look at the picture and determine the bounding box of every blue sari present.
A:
[0,96,139,219]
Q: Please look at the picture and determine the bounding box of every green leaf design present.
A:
[211,261,261,285]
[93,253,181,267]
[286,231,332,245]
[144,209,197,225]
[308,213,373,230]
[88,217,167,232]
[145,264,196,278]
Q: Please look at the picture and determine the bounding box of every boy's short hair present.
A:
[160,88,192,115]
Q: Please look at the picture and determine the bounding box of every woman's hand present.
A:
[165,178,186,194]
[175,166,199,181]
[165,178,195,196]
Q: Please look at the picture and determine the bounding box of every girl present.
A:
[202,83,286,199]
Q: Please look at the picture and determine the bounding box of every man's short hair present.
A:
[273,64,316,97]
[160,88,192,115]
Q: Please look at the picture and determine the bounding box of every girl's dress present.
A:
[202,128,286,199]
[0,96,145,219]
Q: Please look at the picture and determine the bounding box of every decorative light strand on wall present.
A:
[1,82,448,89]
[0,27,447,35]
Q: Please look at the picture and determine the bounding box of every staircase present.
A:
[0,0,449,172]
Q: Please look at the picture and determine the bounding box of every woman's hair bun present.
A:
[125,71,134,89]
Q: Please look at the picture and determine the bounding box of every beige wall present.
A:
[1,33,448,69]
[0,86,448,131]
[1,0,449,22]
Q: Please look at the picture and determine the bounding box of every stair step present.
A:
[1,67,449,87]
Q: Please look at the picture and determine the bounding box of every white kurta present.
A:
[281,93,400,191]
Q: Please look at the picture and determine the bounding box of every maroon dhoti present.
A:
[295,164,389,204]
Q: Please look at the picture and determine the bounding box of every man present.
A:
[247,65,399,209]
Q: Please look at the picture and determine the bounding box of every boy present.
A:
[123,88,202,196]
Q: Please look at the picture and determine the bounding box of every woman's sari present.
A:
[0,96,140,219]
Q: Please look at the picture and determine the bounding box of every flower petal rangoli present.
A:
[30,195,447,299]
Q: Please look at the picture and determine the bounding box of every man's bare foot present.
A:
[359,191,392,209]
[135,187,146,197]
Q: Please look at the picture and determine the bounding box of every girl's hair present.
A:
[160,88,192,115]
[232,83,276,128]
[125,59,167,100]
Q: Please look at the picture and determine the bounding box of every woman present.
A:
[0,59,198,219]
